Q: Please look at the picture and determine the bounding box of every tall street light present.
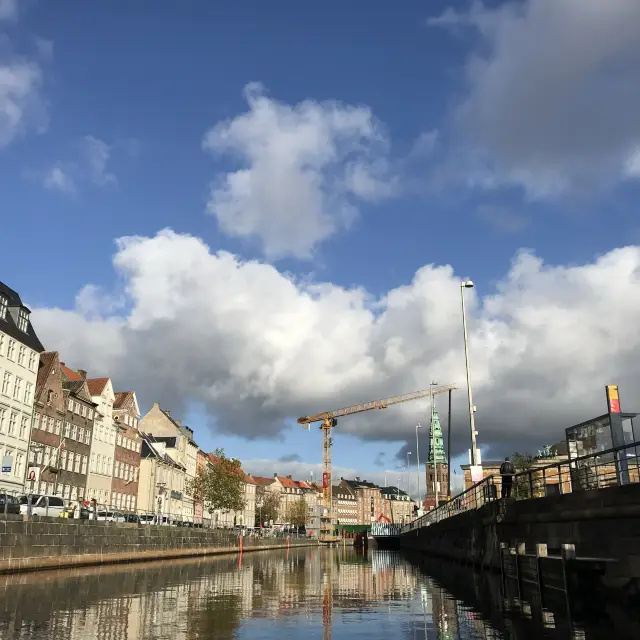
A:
[406,451,412,498]
[461,280,479,467]
[415,423,421,510]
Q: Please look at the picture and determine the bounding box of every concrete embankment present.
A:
[0,516,316,574]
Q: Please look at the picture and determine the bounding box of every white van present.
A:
[19,494,66,517]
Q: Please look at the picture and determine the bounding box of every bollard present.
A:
[239,534,243,553]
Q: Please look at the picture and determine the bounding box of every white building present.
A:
[0,282,43,493]
[138,402,198,522]
[85,377,116,505]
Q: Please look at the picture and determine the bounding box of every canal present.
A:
[0,547,638,639]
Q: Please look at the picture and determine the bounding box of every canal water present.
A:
[0,547,637,639]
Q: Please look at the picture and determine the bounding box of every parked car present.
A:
[18,494,66,517]
[0,493,20,515]
[89,511,126,523]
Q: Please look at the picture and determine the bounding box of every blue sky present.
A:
[3,1,640,491]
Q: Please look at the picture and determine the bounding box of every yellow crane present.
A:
[298,385,456,539]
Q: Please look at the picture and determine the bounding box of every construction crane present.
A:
[298,385,456,539]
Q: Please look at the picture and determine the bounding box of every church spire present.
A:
[428,399,447,464]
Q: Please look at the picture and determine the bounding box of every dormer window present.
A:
[17,308,28,332]
[0,295,7,320]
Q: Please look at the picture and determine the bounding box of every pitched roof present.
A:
[113,391,133,409]
[276,476,299,489]
[0,280,45,353]
[36,351,57,398]
[86,378,109,396]
[252,476,276,486]
[60,364,82,381]
[332,485,356,499]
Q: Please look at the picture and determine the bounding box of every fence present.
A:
[402,440,640,534]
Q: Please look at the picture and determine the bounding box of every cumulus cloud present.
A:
[203,83,395,260]
[30,229,640,459]
[430,0,640,196]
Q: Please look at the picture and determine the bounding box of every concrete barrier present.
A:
[0,517,316,574]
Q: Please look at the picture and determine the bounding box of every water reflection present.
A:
[0,547,637,639]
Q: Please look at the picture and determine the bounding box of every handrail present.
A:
[402,439,640,534]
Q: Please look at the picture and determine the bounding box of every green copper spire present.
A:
[428,401,447,464]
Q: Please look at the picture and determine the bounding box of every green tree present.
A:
[285,497,308,527]
[511,451,536,498]
[188,448,246,513]
[255,485,281,526]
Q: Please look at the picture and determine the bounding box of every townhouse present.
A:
[0,282,43,493]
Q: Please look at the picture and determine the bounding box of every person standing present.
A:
[500,457,516,498]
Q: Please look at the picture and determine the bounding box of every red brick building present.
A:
[111,391,142,513]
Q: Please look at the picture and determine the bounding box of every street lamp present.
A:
[415,423,421,510]
[461,280,479,467]
[406,452,412,497]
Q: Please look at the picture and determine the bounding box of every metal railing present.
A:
[403,440,640,533]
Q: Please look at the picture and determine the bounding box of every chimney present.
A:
[165,409,171,416]
[287,475,292,479]
[60,362,65,367]
[78,369,87,379]
[273,473,278,478]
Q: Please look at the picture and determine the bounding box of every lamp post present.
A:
[461,280,479,467]
[415,424,421,510]
[406,452,412,498]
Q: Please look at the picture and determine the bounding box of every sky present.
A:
[2,0,640,496]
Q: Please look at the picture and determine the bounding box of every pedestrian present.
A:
[500,457,516,498]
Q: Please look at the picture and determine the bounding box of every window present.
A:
[131,496,136,511]
[16,453,24,479]
[68,398,73,411]
[7,339,15,361]
[8,411,17,435]
[88,408,93,420]
[64,421,70,437]
[17,308,28,332]
[71,424,77,440]
[79,427,84,442]
[55,420,61,435]
[0,294,7,319]
[74,402,80,414]
[48,417,54,433]
[81,405,86,417]
[81,456,87,475]
[28,351,36,371]
[17,345,26,366]
[0,334,3,355]
[20,415,28,439]
[0,407,5,432]
[2,371,12,395]
[67,451,74,472]
[100,455,105,474]
[116,434,122,446]
[85,430,90,445]
[73,454,80,473]
[91,453,96,472]
[28,448,35,464]
[24,382,33,405]
[136,441,141,453]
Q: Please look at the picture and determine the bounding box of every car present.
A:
[89,510,126,523]
[0,493,20,515]
[18,494,66,517]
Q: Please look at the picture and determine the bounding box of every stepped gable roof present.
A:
[60,364,82,381]
[36,351,57,397]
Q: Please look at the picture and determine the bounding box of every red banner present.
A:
[322,472,329,489]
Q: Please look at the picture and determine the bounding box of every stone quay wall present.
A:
[0,517,316,574]
[400,482,640,598]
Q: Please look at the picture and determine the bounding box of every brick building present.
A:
[339,478,384,524]
[332,484,358,525]
[30,351,65,495]
[57,363,97,500]
[111,391,142,513]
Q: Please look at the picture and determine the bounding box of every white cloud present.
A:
[40,135,117,193]
[203,83,395,260]
[430,0,640,196]
[30,229,640,460]
[0,0,17,21]
[82,135,116,186]
[43,165,75,193]
[0,55,45,147]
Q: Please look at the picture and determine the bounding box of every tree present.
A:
[285,497,308,527]
[255,485,281,526]
[187,448,246,513]
[511,451,536,499]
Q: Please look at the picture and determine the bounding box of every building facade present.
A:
[30,351,64,495]
[139,402,197,522]
[86,377,116,505]
[0,282,43,493]
[339,478,384,524]
[137,433,186,522]
[332,484,358,525]
[380,486,412,523]
[58,364,97,500]
[111,391,142,513]
[195,449,207,525]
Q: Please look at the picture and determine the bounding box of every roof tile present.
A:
[86,377,109,396]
